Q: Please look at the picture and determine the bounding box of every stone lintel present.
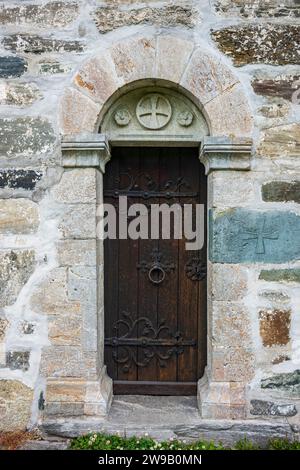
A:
[200,136,253,175]
[61,133,111,173]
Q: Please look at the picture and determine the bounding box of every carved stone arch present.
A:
[60,33,253,139]
[48,33,255,425]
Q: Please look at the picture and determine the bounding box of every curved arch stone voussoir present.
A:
[60,87,99,135]
[180,47,239,107]
[204,83,253,136]
[59,33,253,138]
[109,35,157,84]
[156,35,195,84]
[73,54,123,106]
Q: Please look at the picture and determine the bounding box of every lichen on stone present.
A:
[261,370,300,394]
[212,24,300,66]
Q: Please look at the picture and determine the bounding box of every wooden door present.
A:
[104,147,207,395]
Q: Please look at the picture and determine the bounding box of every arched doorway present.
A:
[103,147,207,395]
[101,87,208,395]
[55,33,253,420]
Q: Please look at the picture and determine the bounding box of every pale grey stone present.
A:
[38,61,71,75]
[0,82,42,107]
[52,169,97,204]
[93,4,199,33]
[45,402,84,417]
[59,204,96,239]
[20,321,35,335]
[20,440,70,450]
[56,240,96,266]
[214,0,300,19]
[208,171,257,206]
[40,346,86,378]
[0,118,56,159]
[3,35,84,54]
[0,199,39,234]
[211,264,248,301]
[0,250,36,307]
[68,266,97,352]
[250,399,297,417]
[30,267,80,316]
[0,2,79,27]
[0,316,9,341]
[259,291,290,304]
[67,266,97,302]
[6,351,30,371]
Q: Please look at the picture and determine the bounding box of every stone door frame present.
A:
[48,33,254,420]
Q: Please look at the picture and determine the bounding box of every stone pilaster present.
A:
[198,136,253,420]
[43,134,112,420]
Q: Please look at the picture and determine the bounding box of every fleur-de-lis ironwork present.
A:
[105,311,196,372]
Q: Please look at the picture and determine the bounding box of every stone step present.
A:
[41,396,297,449]
[19,440,70,451]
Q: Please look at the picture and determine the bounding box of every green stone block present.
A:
[259,269,300,282]
[209,208,300,264]
[262,181,300,203]
[261,370,300,395]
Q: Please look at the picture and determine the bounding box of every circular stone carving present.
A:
[136,94,172,130]
[177,110,194,127]
[114,107,131,126]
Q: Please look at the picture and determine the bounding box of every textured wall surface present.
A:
[0,0,299,433]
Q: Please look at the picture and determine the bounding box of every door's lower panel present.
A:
[113,380,197,395]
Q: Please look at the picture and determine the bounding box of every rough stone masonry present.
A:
[0,0,299,439]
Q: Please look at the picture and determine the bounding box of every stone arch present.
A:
[51,32,255,423]
[60,33,253,138]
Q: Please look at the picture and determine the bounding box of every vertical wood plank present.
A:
[104,151,120,380]
[177,148,201,382]
[117,148,140,381]
[137,147,160,382]
[156,147,178,382]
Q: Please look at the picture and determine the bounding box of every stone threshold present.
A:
[41,396,298,448]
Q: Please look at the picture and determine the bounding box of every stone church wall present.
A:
[0,1,299,432]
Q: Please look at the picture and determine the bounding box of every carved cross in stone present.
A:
[241,217,279,254]
[137,94,172,129]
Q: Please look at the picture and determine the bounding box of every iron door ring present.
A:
[148,264,166,285]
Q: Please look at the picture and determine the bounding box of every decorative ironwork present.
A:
[105,311,196,372]
[137,248,175,285]
[136,94,172,130]
[104,172,197,199]
[185,257,207,281]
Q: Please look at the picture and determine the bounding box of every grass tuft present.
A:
[70,433,300,451]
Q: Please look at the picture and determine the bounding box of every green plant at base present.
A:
[70,433,300,451]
